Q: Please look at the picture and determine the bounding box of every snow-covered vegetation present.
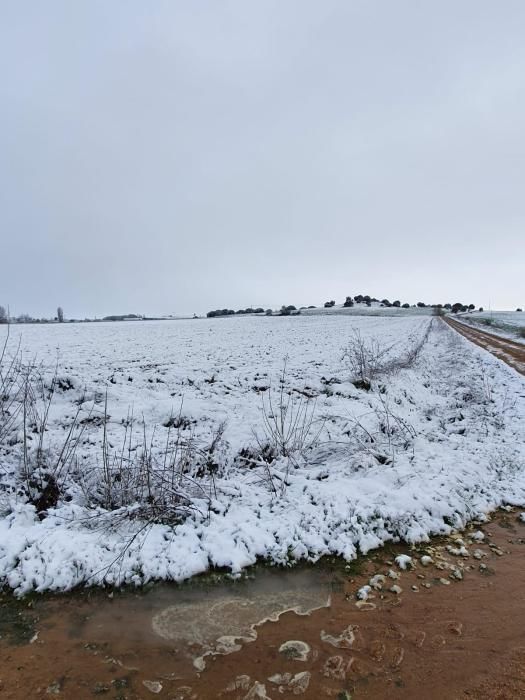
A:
[0,315,524,594]
[458,310,525,343]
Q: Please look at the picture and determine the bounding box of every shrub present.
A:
[342,330,394,385]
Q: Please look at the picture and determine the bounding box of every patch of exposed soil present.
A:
[1,511,525,698]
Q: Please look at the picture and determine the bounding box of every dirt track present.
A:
[2,512,525,699]
[445,317,525,375]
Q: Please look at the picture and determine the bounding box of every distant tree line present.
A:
[0,306,67,324]
[207,307,266,318]
[206,295,485,319]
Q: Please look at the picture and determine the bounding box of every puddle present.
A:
[2,512,525,699]
[150,571,330,669]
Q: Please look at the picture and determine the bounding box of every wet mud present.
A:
[2,510,525,698]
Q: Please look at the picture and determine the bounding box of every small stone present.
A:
[446,545,469,557]
[320,625,357,649]
[389,585,403,595]
[369,574,386,590]
[357,585,372,600]
[479,563,487,571]
[422,582,431,588]
[244,682,271,699]
[225,676,252,692]
[439,578,451,585]
[388,569,400,580]
[470,530,485,542]
[420,555,433,566]
[395,554,413,570]
[268,673,292,685]
[411,585,419,592]
[450,567,463,581]
[473,549,486,560]
[289,671,311,695]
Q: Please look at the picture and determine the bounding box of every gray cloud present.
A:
[1,0,524,317]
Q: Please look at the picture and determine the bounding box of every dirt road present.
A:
[445,316,525,375]
[2,511,525,699]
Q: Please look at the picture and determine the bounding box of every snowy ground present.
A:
[0,315,524,594]
[301,303,433,317]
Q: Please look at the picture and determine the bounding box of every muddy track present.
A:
[445,316,525,375]
[2,512,525,699]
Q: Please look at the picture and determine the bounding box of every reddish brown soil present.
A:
[2,512,525,699]
[445,317,525,375]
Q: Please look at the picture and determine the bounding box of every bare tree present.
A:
[57,306,64,323]
[0,306,7,324]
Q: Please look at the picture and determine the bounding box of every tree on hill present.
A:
[451,303,467,313]
[343,296,354,307]
[280,305,298,316]
[324,300,335,308]
[401,303,410,309]
[0,305,7,323]
[57,306,64,322]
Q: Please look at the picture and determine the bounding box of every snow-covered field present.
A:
[476,311,524,328]
[0,315,524,595]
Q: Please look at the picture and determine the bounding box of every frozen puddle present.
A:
[150,570,331,669]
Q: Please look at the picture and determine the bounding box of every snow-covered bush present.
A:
[342,330,394,387]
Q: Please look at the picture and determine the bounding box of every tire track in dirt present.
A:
[444,317,525,375]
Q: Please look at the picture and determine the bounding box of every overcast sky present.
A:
[1,1,524,317]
